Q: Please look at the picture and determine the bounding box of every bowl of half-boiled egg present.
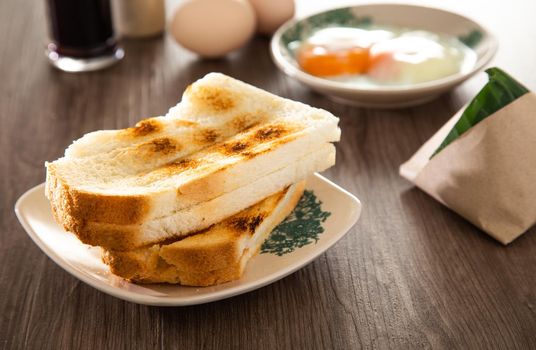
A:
[271,4,497,108]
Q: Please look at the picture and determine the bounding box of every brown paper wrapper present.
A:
[400,93,536,244]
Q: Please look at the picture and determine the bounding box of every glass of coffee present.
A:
[45,0,124,72]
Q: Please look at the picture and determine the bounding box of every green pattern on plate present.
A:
[261,190,331,256]
[282,8,372,46]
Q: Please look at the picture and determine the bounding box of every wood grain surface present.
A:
[1,0,535,349]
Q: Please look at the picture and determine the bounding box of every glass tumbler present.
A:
[45,0,124,72]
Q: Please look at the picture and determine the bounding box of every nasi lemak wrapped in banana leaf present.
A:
[400,68,536,244]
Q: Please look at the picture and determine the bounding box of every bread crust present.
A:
[102,181,305,286]
[46,165,149,249]
[46,164,150,225]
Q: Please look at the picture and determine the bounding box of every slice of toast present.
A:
[46,73,339,224]
[61,143,334,250]
[46,73,339,249]
[102,181,305,286]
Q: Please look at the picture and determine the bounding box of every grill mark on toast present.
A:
[188,86,236,111]
[231,115,250,131]
[228,214,265,235]
[229,113,265,131]
[254,124,289,141]
[139,158,201,184]
[149,138,179,154]
[239,133,296,159]
[216,122,299,157]
[230,218,249,232]
[191,128,221,145]
[199,129,219,144]
[120,118,197,140]
[220,141,250,155]
[247,215,264,233]
[128,118,161,136]
[168,158,200,170]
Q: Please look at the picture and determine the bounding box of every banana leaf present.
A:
[431,67,529,158]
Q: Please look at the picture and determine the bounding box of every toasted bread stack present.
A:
[45,73,340,286]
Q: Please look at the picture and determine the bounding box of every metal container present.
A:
[113,0,165,38]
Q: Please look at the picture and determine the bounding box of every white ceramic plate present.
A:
[14,174,361,306]
[271,4,498,108]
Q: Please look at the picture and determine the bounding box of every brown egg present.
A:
[170,0,256,58]
[248,0,295,35]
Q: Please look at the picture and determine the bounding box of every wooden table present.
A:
[1,0,535,348]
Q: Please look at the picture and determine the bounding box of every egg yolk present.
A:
[297,45,369,77]
[296,29,470,84]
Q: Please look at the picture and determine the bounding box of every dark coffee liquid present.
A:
[46,0,117,58]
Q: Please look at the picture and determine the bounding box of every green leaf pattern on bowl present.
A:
[458,29,483,48]
[261,190,331,256]
[281,7,483,54]
[282,8,372,47]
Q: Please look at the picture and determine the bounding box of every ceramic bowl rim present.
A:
[270,3,498,95]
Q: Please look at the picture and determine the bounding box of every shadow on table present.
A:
[398,185,536,293]
[399,185,536,250]
[400,186,497,244]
